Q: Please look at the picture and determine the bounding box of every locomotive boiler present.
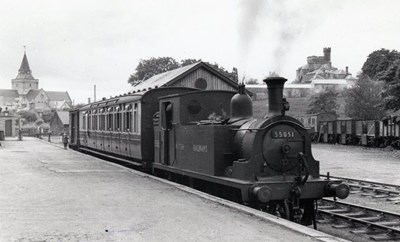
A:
[69,76,349,226]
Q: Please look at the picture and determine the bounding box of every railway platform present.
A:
[0,138,347,241]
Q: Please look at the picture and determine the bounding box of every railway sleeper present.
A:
[370,232,400,241]
[374,221,400,226]
[322,208,351,213]
[358,216,382,222]
[317,205,336,210]
[340,211,367,217]
[387,197,400,202]
[350,227,381,235]
[333,223,354,229]
[373,194,390,198]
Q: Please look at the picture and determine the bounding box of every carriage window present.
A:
[99,109,105,131]
[133,103,139,134]
[116,112,121,131]
[124,104,132,132]
[88,112,92,130]
[82,113,87,130]
[92,110,98,130]
[107,107,113,131]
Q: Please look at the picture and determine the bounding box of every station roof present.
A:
[55,111,69,125]
[130,61,238,93]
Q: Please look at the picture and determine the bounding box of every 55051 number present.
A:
[272,130,295,139]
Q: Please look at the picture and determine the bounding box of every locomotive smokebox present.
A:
[263,77,289,116]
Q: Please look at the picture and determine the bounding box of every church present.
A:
[0,51,72,113]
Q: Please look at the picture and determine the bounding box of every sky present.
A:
[1,0,400,104]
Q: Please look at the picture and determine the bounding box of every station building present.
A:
[130,61,239,93]
[49,111,69,135]
[0,109,17,139]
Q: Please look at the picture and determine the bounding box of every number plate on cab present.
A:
[271,129,295,139]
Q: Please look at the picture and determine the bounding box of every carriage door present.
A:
[70,112,76,143]
[161,102,173,165]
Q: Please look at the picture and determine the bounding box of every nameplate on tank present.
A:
[193,144,208,153]
[271,129,296,139]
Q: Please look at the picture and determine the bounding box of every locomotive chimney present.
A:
[263,77,289,116]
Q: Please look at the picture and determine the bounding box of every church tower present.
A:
[11,51,39,95]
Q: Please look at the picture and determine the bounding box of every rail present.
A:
[317,199,400,241]
[320,174,400,203]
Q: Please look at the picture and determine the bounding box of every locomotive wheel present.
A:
[274,200,315,226]
[276,201,293,221]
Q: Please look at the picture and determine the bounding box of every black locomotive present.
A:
[69,76,349,225]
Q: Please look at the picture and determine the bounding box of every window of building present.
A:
[195,78,207,90]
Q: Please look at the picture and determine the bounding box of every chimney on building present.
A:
[345,66,349,76]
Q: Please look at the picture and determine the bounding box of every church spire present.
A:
[18,49,32,75]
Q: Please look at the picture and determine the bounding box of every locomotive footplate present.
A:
[152,163,349,203]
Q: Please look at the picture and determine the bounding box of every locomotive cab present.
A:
[153,90,238,175]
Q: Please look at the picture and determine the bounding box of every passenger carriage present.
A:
[72,87,197,168]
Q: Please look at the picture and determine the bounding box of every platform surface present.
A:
[0,138,346,241]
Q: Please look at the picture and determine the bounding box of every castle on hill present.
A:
[246,47,358,100]
[294,47,356,83]
[0,51,72,113]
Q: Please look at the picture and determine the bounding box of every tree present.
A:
[381,59,400,111]
[180,58,201,66]
[307,88,339,114]
[344,75,386,119]
[361,49,400,80]
[245,78,259,84]
[207,62,238,83]
[361,48,400,111]
[128,57,180,86]
[17,110,38,123]
[42,111,55,123]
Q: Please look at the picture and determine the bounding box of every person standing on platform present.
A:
[62,133,69,149]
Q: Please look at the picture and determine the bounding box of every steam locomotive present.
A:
[69,77,349,226]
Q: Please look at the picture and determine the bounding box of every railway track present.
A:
[321,174,400,203]
[317,199,400,241]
